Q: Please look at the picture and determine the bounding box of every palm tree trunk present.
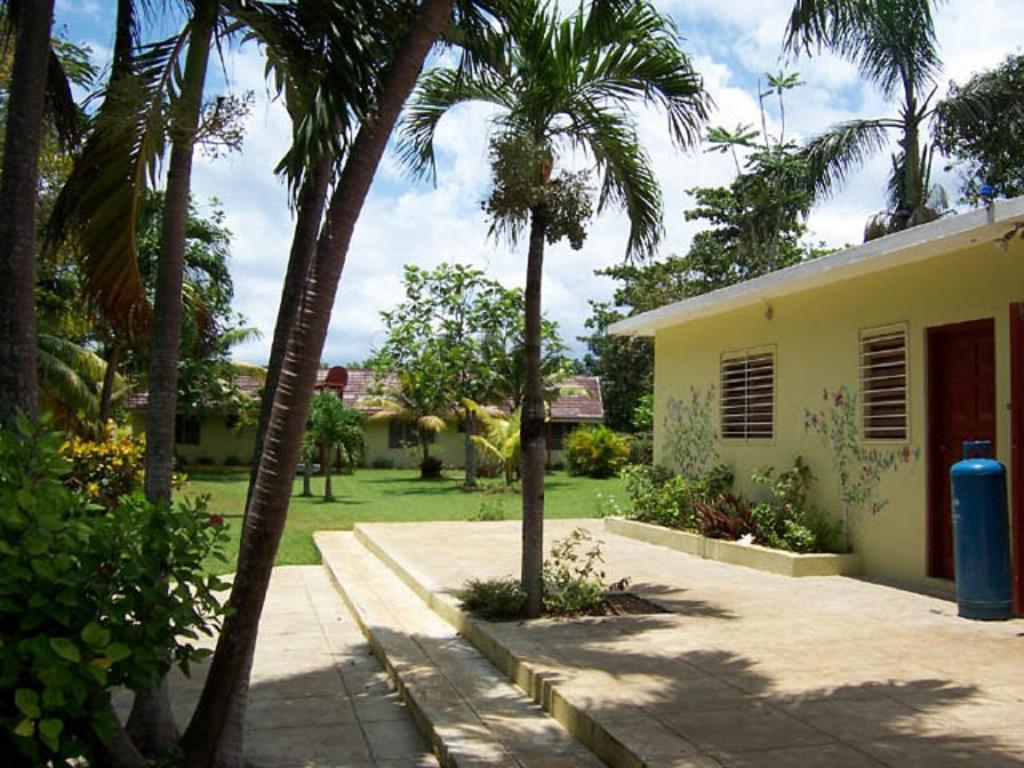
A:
[99,340,121,424]
[131,0,217,756]
[520,206,548,618]
[216,154,332,768]
[901,76,922,228]
[181,2,455,763]
[463,408,477,487]
[324,451,334,501]
[0,0,54,428]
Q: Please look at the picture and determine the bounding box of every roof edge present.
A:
[610,196,1024,338]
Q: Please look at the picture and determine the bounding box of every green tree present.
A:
[400,0,709,615]
[307,392,365,501]
[935,54,1024,205]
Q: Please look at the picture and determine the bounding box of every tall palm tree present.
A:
[181,1,459,762]
[400,0,709,615]
[0,0,56,426]
[784,0,952,238]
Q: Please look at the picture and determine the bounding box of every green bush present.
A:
[625,432,653,465]
[0,417,228,764]
[60,422,145,509]
[564,425,630,478]
[370,457,396,469]
[750,457,840,552]
[622,463,734,530]
[420,455,444,478]
[457,577,527,619]
[542,528,607,616]
[470,499,505,521]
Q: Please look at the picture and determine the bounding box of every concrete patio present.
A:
[334,519,1024,768]
[118,566,438,767]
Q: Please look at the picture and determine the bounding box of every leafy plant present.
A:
[695,493,756,540]
[60,421,145,509]
[542,528,607,616]
[805,386,919,547]
[750,457,827,553]
[0,417,227,764]
[622,463,733,530]
[456,577,527,620]
[470,498,505,521]
[564,425,630,479]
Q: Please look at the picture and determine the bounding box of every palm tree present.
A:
[400,0,709,615]
[784,0,955,238]
[366,370,450,478]
[180,1,459,762]
[0,0,56,426]
[467,401,521,486]
[37,334,126,430]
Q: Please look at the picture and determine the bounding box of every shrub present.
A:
[625,432,653,465]
[420,455,444,478]
[223,454,244,467]
[0,417,227,765]
[750,457,837,552]
[470,499,505,521]
[195,455,216,466]
[61,422,145,509]
[457,577,527,619]
[695,493,756,540]
[370,457,395,469]
[542,528,607,616]
[621,464,733,530]
[564,425,630,478]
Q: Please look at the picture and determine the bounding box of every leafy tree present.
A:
[466,402,521,486]
[935,54,1024,205]
[400,0,709,616]
[307,392,365,500]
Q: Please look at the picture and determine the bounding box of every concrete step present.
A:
[315,531,605,768]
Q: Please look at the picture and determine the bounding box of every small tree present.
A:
[307,391,365,501]
[365,365,449,480]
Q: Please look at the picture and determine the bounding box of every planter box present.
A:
[604,517,862,577]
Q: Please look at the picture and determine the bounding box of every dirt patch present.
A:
[599,591,669,616]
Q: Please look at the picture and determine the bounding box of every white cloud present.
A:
[164,1,1024,365]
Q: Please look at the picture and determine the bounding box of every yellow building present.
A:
[126,368,604,470]
[611,198,1024,612]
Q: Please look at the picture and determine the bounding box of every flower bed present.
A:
[605,517,862,577]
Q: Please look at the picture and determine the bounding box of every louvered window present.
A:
[860,324,908,441]
[720,348,775,440]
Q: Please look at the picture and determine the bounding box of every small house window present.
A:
[224,413,240,430]
[860,324,908,441]
[388,420,433,449]
[175,414,201,445]
[549,422,574,451]
[720,347,775,440]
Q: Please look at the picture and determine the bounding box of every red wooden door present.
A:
[927,319,996,580]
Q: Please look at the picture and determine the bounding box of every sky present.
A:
[54,0,1024,365]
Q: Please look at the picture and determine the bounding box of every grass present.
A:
[184,468,628,574]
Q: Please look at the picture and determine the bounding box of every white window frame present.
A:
[720,345,776,442]
[859,322,909,443]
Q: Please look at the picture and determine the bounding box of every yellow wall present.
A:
[653,237,1024,594]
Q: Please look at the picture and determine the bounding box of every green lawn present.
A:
[184,468,628,574]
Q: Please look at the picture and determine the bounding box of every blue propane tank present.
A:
[950,441,1012,620]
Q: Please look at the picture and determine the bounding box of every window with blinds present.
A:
[720,348,775,440]
[860,324,908,441]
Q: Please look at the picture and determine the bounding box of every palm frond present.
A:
[45,31,190,335]
[802,118,894,198]
[36,334,123,421]
[399,66,516,183]
[784,0,873,53]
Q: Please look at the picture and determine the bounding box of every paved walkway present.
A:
[354,519,1024,768]
[123,566,438,767]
